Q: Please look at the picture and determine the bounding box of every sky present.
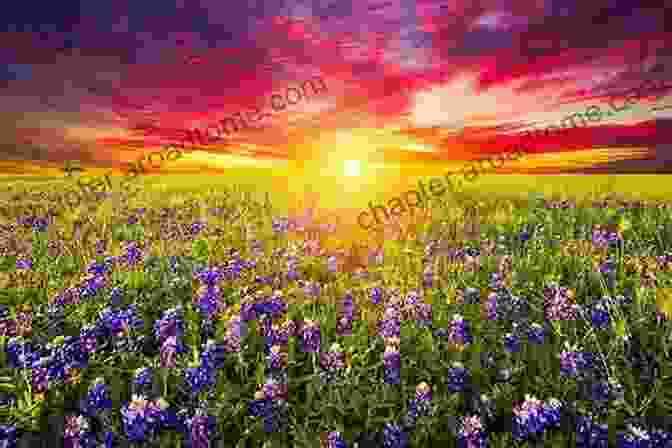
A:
[1,0,671,180]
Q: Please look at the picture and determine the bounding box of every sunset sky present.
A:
[1,0,671,180]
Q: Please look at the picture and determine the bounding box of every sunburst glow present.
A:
[343,159,361,177]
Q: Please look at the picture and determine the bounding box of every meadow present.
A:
[0,174,672,447]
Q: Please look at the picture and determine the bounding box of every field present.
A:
[0,173,672,447]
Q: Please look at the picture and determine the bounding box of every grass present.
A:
[0,173,671,447]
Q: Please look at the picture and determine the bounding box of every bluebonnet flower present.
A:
[299,319,321,353]
[591,302,611,329]
[321,431,348,448]
[404,290,420,308]
[223,315,244,353]
[382,423,408,448]
[616,425,651,448]
[416,302,432,328]
[190,221,206,236]
[193,285,224,319]
[194,266,224,286]
[457,415,488,448]
[447,362,468,392]
[512,395,545,440]
[15,258,32,270]
[320,343,347,384]
[248,384,288,433]
[78,274,108,299]
[422,264,433,288]
[63,415,96,448]
[183,410,217,448]
[160,336,183,368]
[132,368,153,395]
[327,255,338,273]
[81,378,112,415]
[403,382,433,430]
[120,395,166,443]
[121,241,144,266]
[541,398,562,429]
[248,389,272,418]
[86,259,112,276]
[286,255,300,281]
[94,239,106,256]
[527,323,545,344]
[109,286,122,306]
[503,333,520,353]
[543,284,579,321]
[649,429,672,448]
[153,306,184,344]
[559,342,593,378]
[369,286,383,305]
[448,314,473,348]
[272,217,290,234]
[31,359,48,394]
[254,290,287,320]
[482,292,499,320]
[185,363,216,396]
[591,380,611,403]
[383,344,401,385]
[0,424,17,448]
[336,292,356,337]
[378,306,401,339]
[96,305,143,339]
[266,345,288,373]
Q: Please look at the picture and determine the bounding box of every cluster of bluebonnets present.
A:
[0,188,672,447]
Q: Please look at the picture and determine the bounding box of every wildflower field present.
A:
[1,179,672,448]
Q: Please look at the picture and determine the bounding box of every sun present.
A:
[343,159,361,177]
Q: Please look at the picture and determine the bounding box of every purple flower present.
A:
[404,382,433,429]
[153,306,184,344]
[544,284,579,321]
[616,425,651,448]
[416,303,432,328]
[266,345,288,372]
[503,333,520,353]
[448,314,473,348]
[132,368,153,394]
[457,415,487,448]
[160,336,181,368]
[184,411,216,448]
[81,378,112,415]
[63,415,95,448]
[327,255,338,273]
[194,285,224,319]
[576,415,608,448]
[31,361,48,394]
[527,323,545,344]
[369,286,383,305]
[382,423,408,448]
[378,306,401,339]
[559,343,593,378]
[299,319,321,353]
[272,217,290,234]
[483,293,499,320]
[194,267,224,286]
[0,424,17,448]
[591,303,610,329]
[15,258,32,270]
[185,364,215,396]
[383,345,401,385]
[120,395,165,442]
[322,431,348,448]
[422,265,433,288]
[447,362,467,392]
